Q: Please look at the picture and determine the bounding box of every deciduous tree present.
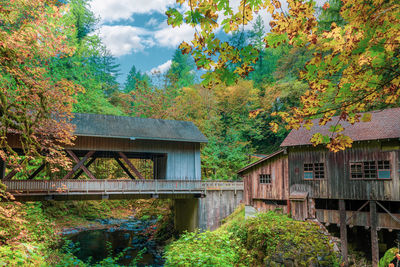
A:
[0,0,81,170]
[167,0,400,151]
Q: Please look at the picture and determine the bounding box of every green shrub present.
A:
[228,211,339,266]
[164,230,247,266]
[379,247,399,267]
[165,209,339,267]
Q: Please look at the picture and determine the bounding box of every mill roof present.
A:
[281,107,400,147]
[72,113,208,143]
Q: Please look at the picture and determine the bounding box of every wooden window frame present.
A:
[303,162,325,180]
[259,174,272,184]
[350,160,391,180]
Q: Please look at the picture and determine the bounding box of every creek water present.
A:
[64,218,164,266]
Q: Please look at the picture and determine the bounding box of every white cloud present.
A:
[146,18,159,27]
[154,24,195,48]
[150,60,172,74]
[90,0,176,23]
[97,25,153,57]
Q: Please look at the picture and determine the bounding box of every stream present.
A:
[63,218,165,266]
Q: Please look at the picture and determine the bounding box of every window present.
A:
[259,174,271,184]
[303,163,325,180]
[350,160,391,179]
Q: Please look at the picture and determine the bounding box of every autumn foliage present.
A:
[0,0,81,169]
[167,0,400,152]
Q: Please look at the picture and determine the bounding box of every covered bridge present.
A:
[2,113,207,181]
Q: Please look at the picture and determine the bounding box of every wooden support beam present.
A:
[114,157,135,180]
[73,157,97,180]
[370,200,379,267]
[118,152,144,180]
[4,169,18,180]
[64,150,96,179]
[28,164,46,180]
[0,159,5,180]
[339,199,348,266]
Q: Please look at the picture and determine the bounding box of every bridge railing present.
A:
[3,179,243,195]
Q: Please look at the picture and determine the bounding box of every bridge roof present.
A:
[72,113,208,143]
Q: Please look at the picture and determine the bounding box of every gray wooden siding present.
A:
[288,141,400,200]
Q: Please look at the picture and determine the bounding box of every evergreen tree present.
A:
[124,65,151,93]
[166,48,196,90]
[49,0,123,115]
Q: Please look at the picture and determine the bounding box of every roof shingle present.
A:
[72,113,208,143]
[281,108,400,147]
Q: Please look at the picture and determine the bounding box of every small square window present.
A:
[363,161,377,179]
[303,163,324,180]
[350,163,363,179]
[259,174,271,184]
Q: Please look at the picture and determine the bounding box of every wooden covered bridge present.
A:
[1,113,244,231]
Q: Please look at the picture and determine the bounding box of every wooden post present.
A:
[370,200,379,267]
[339,199,348,266]
[73,157,97,179]
[28,164,46,180]
[64,150,96,179]
[0,159,5,180]
[118,152,144,179]
[114,157,135,180]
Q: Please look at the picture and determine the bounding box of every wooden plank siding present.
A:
[242,153,289,202]
[288,141,400,201]
[316,209,400,230]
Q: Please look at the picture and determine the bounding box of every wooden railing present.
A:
[3,180,243,196]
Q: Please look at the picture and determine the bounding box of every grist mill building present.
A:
[238,107,400,265]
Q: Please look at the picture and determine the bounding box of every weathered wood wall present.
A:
[242,153,288,202]
[288,141,400,201]
[252,199,288,214]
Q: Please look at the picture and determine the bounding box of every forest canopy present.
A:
[1,0,398,179]
[167,0,400,152]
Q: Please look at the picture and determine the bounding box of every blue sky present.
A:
[89,0,195,85]
[88,0,325,86]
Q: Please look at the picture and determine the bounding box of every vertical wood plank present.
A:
[339,199,348,266]
[0,159,5,180]
[370,200,379,267]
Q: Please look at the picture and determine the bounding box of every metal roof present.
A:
[281,107,400,147]
[237,149,285,174]
[71,113,208,143]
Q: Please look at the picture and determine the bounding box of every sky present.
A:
[88,0,195,85]
[88,0,325,86]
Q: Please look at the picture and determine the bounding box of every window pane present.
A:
[304,171,313,180]
[314,163,324,179]
[378,170,391,179]
[378,160,390,170]
[260,174,271,184]
[304,163,313,171]
[350,163,363,178]
[363,161,377,178]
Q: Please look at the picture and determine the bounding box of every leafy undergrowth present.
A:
[0,199,173,266]
[164,205,340,266]
[379,247,399,267]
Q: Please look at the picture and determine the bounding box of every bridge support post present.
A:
[0,159,5,180]
[174,198,199,233]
